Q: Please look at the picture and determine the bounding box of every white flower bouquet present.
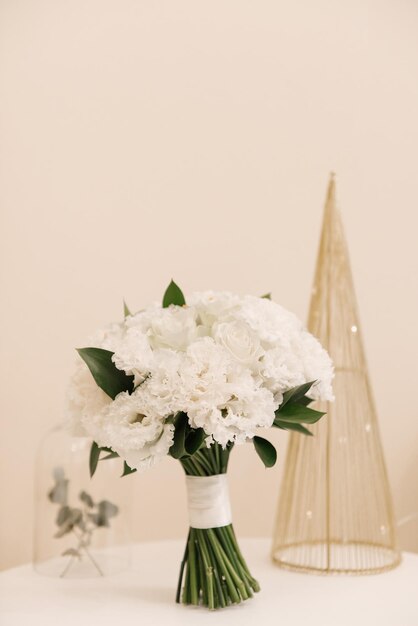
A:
[67,281,333,609]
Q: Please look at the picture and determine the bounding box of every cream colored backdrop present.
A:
[1,0,417,570]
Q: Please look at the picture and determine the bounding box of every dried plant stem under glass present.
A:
[272,174,401,575]
[34,427,131,580]
[48,467,119,578]
[59,528,104,578]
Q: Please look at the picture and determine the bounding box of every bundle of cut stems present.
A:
[176,443,260,610]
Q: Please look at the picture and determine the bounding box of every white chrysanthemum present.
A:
[261,348,306,396]
[201,369,276,446]
[88,321,126,352]
[122,424,175,472]
[82,389,174,472]
[261,330,334,402]
[66,362,111,437]
[125,301,161,330]
[178,337,233,418]
[67,289,334,465]
[178,337,275,445]
[140,348,186,417]
[299,331,334,401]
[221,384,277,445]
[234,295,303,346]
[112,326,153,384]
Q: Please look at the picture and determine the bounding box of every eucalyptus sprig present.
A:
[48,467,119,577]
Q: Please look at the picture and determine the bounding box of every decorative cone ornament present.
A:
[271,174,401,574]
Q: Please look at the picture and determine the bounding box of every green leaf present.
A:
[253,436,277,468]
[123,300,131,318]
[162,280,186,308]
[98,500,119,520]
[77,347,134,400]
[87,513,102,527]
[89,441,101,477]
[56,505,72,526]
[169,413,188,459]
[294,396,313,407]
[101,451,119,460]
[79,491,94,507]
[274,420,313,436]
[185,427,205,456]
[48,478,69,505]
[279,381,316,409]
[276,404,325,424]
[261,293,272,300]
[54,508,82,537]
[122,461,137,477]
[95,445,119,460]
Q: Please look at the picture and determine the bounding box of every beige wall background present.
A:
[1,0,418,570]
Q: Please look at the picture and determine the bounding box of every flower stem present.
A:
[188,530,199,605]
[177,443,259,609]
[175,530,189,603]
[195,529,215,609]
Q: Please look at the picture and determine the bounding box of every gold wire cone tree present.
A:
[271,174,401,574]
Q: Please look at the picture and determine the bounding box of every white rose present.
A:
[147,306,198,351]
[188,291,241,329]
[212,320,264,367]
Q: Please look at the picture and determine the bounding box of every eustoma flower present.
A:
[67,280,333,609]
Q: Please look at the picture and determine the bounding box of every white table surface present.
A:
[1,539,417,626]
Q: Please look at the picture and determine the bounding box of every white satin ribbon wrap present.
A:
[185,475,232,529]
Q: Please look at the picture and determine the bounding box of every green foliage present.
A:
[261,293,272,299]
[177,524,260,608]
[49,468,120,539]
[77,347,134,400]
[276,403,325,424]
[123,300,131,318]
[48,475,69,505]
[253,436,277,468]
[101,450,119,460]
[122,461,137,477]
[280,381,316,408]
[274,421,313,436]
[169,413,189,459]
[88,500,119,527]
[49,468,120,576]
[79,491,94,508]
[169,413,206,461]
[273,381,326,436]
[185,428,206,456]
[89,441,101,478]
[162,280,186,308]
[89,442,136,478]
[54,507,83,538]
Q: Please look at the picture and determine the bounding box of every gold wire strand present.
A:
[271,174,401,575]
